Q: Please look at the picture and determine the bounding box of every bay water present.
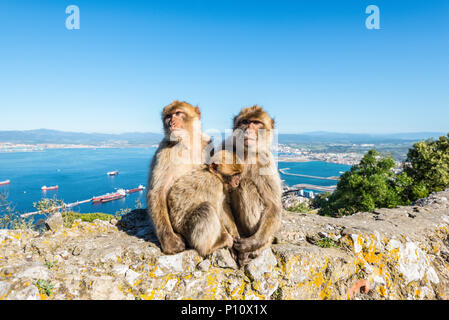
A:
[0,148,350,217]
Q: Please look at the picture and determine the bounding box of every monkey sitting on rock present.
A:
[167,150,243,257]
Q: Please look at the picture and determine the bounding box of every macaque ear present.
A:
[194,106,201,119]
[271,118,275,129]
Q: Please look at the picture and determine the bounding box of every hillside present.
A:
[0,129,163,146]
[0,129,444,147]
[1,189,449,300]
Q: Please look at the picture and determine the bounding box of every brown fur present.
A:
[225,105,282,265]
[147,101,210,254]
[167,150,242,257]
[233,105,275,131]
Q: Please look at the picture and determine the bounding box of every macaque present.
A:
[147,101,210,254]
[167,150,242,257]
[219,105,282,265]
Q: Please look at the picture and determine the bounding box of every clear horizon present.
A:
[0,128,447,136]
[1,0,448,134]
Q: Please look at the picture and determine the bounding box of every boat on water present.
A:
[92,189,126,203]
[126,185,146,194]
[107,171,119,176]
[41,185,59,191]
[0,180,10,186]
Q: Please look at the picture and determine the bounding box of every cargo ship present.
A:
[107,171,119,176]
[41,185,59,191]
[126,185,145,194]
[0,180,10,186]
[92,189,126,203]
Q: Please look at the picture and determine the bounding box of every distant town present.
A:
[1,141,375,166]
[0,142,111,152]
[275,144,363,165]
[1,129,445,167]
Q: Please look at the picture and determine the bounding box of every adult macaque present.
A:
[167,150,242,257]
[222,105,282,265]
[147,101,210,254]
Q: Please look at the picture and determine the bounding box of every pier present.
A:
[21,185,145,218]
[279,168,340,181]
[292,184,336,193]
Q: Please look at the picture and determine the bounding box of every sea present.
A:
[0,148,351,220]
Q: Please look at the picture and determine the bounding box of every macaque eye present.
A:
[240,120,249,125]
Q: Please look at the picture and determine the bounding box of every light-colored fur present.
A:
[147,101,210,254]
[225,105,283,264]
[167,162,240,257]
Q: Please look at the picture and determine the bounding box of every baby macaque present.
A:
[167,150,242,257]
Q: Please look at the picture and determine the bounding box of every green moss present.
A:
[316,237,340,249]
[286,201,312,214]
[271,286,283,300]
[62,211,117,228]
[35,279,54,296]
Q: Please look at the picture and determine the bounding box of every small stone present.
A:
[154,253,184,277]
[125,269,141,286]
[372,275,386,286]
[90,277,128,300]
[210,248,238,269]
[72,246,82,256]
[45,212,64,231]
[426,266,440,284]
[0,281,11,297]
[111,264,129,276]
[245,248,277,281]
[9,286,40,300]
[251,277,279,297]
[16,263,50,281]
[318,231,329,238]
[197,259,211,271]
[164,278,178,291]
[58,250,70,260]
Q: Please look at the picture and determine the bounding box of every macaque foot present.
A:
[233,236,259,253]
[161,232,186,254]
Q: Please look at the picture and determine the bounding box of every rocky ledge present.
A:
[1,190,449,300]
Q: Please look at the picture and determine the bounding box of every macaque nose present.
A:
[170,117,183,130]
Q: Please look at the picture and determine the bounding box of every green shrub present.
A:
[286,201,312,213]
[405,134,449,194]
[318,149,406,216]
[62,211,117,228]
[0,192,34,230]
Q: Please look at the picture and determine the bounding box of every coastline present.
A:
[276,157,357,166]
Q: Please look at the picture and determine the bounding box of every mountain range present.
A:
[0,129,446,146]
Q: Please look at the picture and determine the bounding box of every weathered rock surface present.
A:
[1,190,449,300]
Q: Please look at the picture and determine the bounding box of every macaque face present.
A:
[227,173,241,189]
[164,108,188,138]
[218,172,241,189]
[238,118,265,147]
[208,158,242,189]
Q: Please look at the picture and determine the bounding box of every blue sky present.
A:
[0,0,448,134]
